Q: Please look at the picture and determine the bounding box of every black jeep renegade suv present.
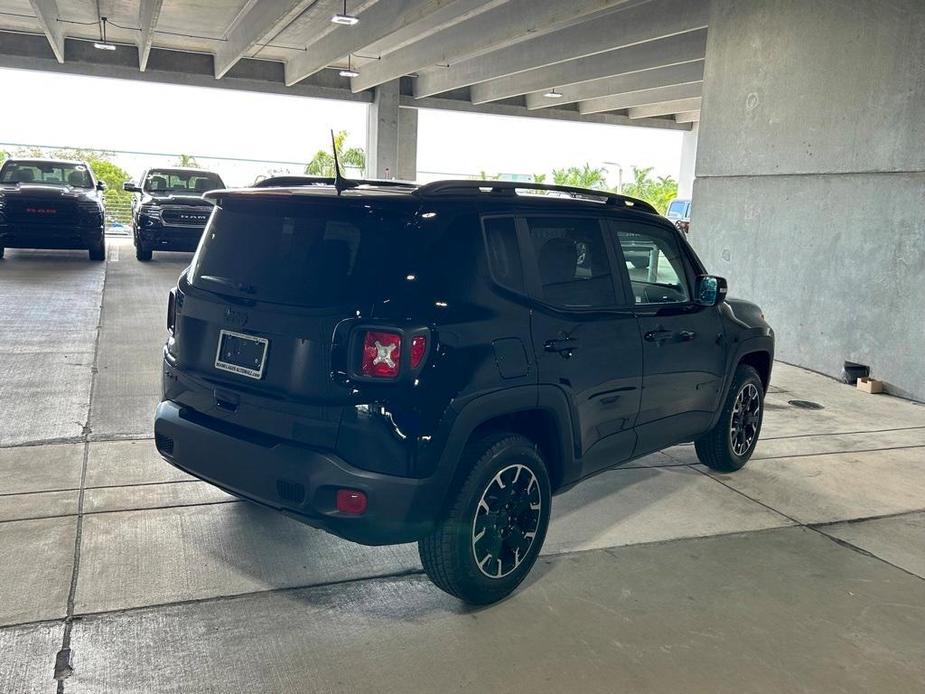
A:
[154,179,774,604]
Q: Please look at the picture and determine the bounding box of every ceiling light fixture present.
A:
[332,0,359,25]
[543,88,564,99]
[94,16,116,50]
[339,55,359,78]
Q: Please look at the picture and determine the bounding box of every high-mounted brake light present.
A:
[361,330,402,378]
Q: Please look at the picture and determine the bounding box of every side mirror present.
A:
[695,275,727,306]
[123,182,141,193]
[96,181,108,191]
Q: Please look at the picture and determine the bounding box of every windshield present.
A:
[189,199,413,307]
[666,200,689,219]
[144,170,224,194]
[0,161,93,188]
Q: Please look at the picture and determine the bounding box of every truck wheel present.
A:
[695,364,765,472]
[418,432,551,605]
[89,239,106,261]
[136,243,152,262]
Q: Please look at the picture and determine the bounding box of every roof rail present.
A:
[254,175,418,189]
[414,179,658,214]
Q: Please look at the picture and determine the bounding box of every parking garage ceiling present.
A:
[0,0,704,129]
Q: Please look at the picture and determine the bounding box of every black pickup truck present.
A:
[0,158,107,260]
[124,167,224,261]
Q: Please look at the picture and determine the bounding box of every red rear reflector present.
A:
[361,330,401,378]
[336,489,367,515]
[410,335,426,368]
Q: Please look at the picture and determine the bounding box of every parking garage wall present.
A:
[691,0,925,400]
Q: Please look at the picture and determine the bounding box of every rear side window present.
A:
[525,217,616,308]
[189,200,412,307]
[483,216,524,292]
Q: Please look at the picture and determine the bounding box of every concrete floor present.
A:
[1,238,923,693]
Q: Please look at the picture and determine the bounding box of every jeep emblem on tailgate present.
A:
[224,308,248,327]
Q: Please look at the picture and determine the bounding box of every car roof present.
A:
[207,179,660,217]
[3,158,91,167]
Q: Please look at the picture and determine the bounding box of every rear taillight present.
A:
[356,330,428,379]
[361,330,402,378]
[167,289,176,335]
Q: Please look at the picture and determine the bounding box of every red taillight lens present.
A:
[336,489,367,515]
[167,289,176,335]
[410,335,426,368]
[361,330,402,378]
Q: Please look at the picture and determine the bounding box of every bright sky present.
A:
[0,67,682,187]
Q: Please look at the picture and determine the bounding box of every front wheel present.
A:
[695,364,765,472]
[418,432,551,605]
[136,243,152,262]
[89,239,105,261]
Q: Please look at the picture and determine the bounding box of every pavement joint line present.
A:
[0,498,242,525]
[760,424,925,441]
[0,434,155,450]
[0,477,208,499]
[689,463,925,583]
[747,443,925,462]
[809,508,925,529]
[54,253,108,692]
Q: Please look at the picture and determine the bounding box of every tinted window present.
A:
[0,161,93,188]
[145,170,224,194]
[615,223,690,305]
[526,217,616,308]
[483,217,524,292]
[189,200,412,307]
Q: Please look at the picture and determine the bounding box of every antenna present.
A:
[330,129,358,195]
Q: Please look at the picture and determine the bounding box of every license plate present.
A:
[214,330,268,380]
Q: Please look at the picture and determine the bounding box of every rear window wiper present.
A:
[199,275,257,295]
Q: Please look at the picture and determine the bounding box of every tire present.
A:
[89,239,106,261]
[136,243,152,262]
[695,364,765,472]
[418,432,551,605]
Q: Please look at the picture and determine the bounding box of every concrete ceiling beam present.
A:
[284,0,486,86]
[137,0,164,72]
[578,81,702,115]
[418,0,708,100]
[350,0,634,93]
[675,110,701,123]
[213,0,307,79]
[627,97,702,119]
[26,0,65,63]
[525,59,704,110]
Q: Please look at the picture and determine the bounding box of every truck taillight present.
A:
[167,289,176,335]
[361,330,402,378]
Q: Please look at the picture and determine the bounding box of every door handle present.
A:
[644,329,673,343]
[545,337,579,356]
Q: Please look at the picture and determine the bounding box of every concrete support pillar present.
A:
[366,79,400,179]
[398,106,418,181]
[678,122,698,199]
[692,0,925,399]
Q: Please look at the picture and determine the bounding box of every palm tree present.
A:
[305,131,366,176]
[175,154,200,168]
[551,164,608,190]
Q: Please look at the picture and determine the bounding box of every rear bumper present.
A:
[154,399,448,545]
[1,224,103,249]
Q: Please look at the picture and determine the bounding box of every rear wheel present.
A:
[418,432,551,604]
[136,243,152,262]
[89,239,105,261]
[695,364,764,472]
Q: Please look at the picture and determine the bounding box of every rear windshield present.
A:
[188,199,413,307]
[145,170,224,194]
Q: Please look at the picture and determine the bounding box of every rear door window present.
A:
[189,199,412,307]
[483,216,524,292]
[524,216,617,309]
